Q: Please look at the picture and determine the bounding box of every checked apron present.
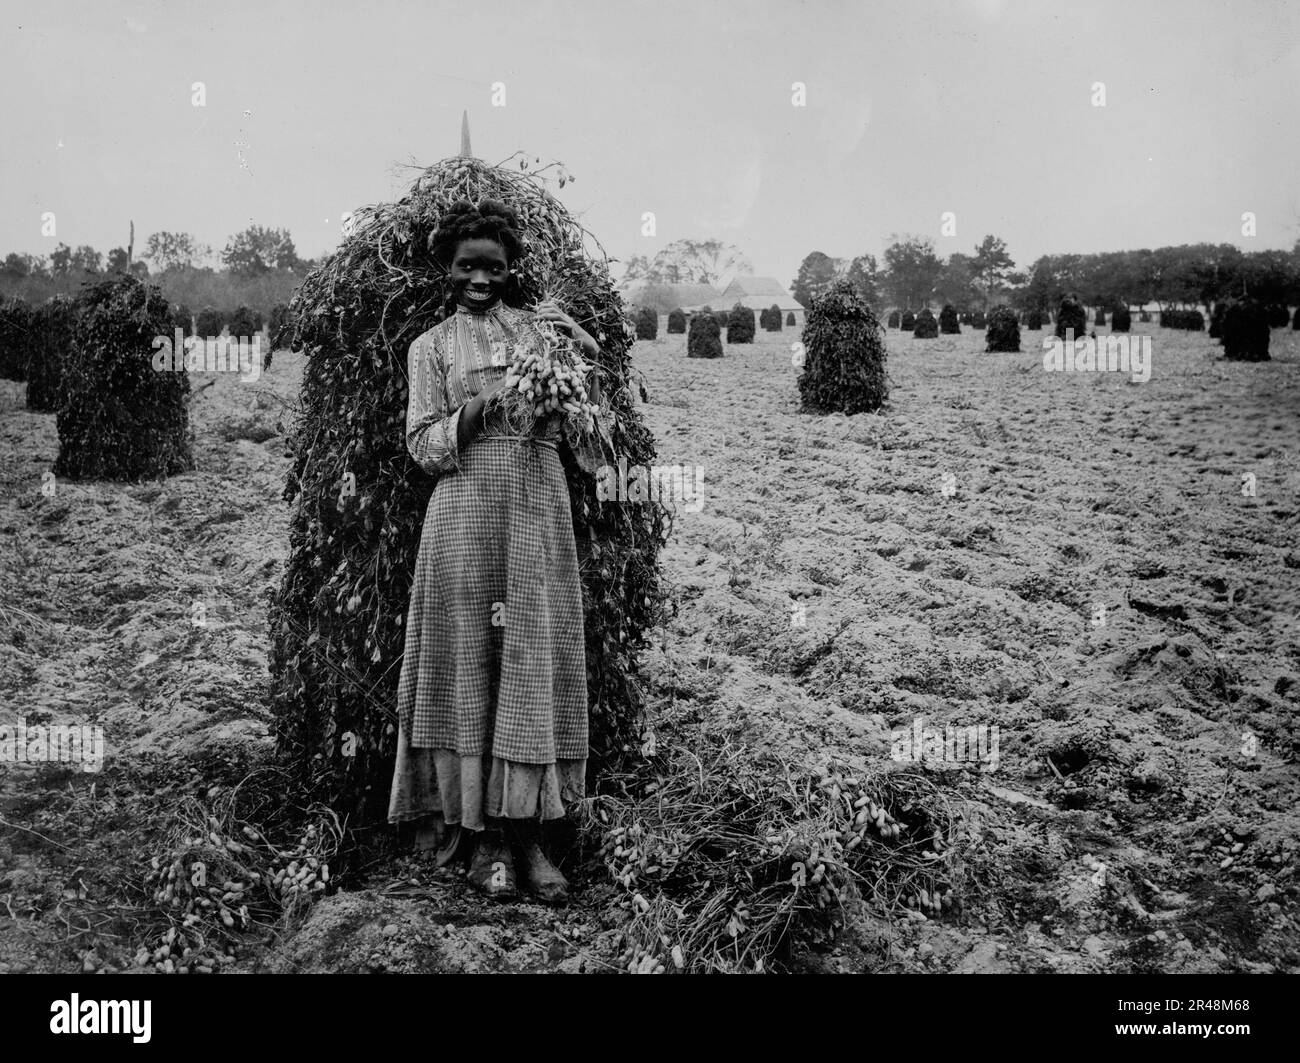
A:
[389,303,588,830]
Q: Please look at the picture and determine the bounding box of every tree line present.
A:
[791,237,1300,314]
[0,226,319,315]
[618,234,1300,317]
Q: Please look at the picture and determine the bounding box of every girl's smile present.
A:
[452,237,511,311]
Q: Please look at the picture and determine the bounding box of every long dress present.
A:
[388,301,589,835]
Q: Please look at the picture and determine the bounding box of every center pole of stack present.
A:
[460,111,472,157]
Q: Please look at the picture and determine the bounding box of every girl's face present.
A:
[451,238,510,311]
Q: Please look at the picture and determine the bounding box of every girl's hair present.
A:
[427,198,525,267]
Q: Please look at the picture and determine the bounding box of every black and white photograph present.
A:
[0,0,1295,1035]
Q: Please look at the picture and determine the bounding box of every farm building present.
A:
[696,275,805,326]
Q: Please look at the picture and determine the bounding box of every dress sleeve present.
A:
[406,330,464,477]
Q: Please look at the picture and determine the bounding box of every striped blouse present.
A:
[406,302,561,478]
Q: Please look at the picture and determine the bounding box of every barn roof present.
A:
[714,275,802,311]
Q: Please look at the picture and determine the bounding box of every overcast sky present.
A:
[2,0,1297,284]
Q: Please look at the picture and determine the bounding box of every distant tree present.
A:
[1,252,45,279]
[792,251,838,309]
[970,235,1015,309]
[618,254,653,285]
[844,253,881,307]
[144,231,205,272]
[1240,249,1298,306]
[1023,258,1057,313]
[222,226,301,276]
[1076,254,1116,308]
[937,252,977,309]
[46,244,103,277]
[765,303,782,331]
[1048,254,1086,304]
[1003,269,1029,306]
[104,247,148,278]
[49,243,73,277]
[645,239,751,286]
[882,235,943,312]
[1174,243,1244,312]
[1134,247,1177,308]
[70,246,102,274]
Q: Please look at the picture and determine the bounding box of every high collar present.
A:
[455,299,503,318]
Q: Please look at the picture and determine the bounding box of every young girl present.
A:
[387,198,600,905]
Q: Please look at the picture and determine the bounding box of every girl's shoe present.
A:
[509,821,569,905]
[467,830,518,900]
[518,841,569,905]
[413,816,442,856]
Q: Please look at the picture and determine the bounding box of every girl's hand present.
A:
[481,370,510,401]
[473,370,509,414]
[535,296,577,328]
[536,301,598,356]
[534,300,577,335]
